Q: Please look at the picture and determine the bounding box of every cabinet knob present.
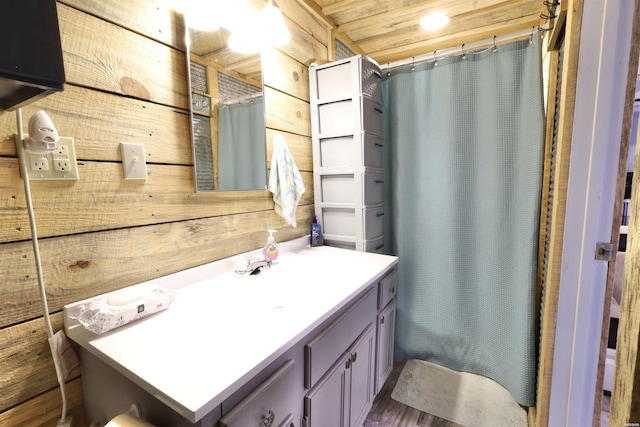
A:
[351,352,357,363]
[381,316,385,324]
[346,359,351,369]
[259,410,275,427]
[391,286,396,294]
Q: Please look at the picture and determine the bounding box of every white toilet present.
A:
[104,411,154,427]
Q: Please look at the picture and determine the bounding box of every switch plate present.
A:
[120,142,147,180]
[18,135,79,180]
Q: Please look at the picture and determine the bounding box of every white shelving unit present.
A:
[309,55,385,253]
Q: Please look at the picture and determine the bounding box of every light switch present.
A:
[120,142,147,180]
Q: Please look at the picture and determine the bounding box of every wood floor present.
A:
[363,361,462,427]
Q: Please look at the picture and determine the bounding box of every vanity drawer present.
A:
[305,286,377,388]
[316,133,383,170]
[378,268,397,310]
[220,359,296,427]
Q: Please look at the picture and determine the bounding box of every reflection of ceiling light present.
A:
[261,1,290,46]
[419,12,450,31]
[228,30,260,54]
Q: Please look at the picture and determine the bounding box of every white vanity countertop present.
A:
[63,237,398,422]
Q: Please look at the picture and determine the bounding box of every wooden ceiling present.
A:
[305,0,544,65]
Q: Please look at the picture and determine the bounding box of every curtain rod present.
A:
[383,27,536,70]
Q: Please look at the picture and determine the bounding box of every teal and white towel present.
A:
[269,133,305,227]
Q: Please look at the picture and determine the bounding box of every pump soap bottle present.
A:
[310,215,323,247]
[263,229,279,261]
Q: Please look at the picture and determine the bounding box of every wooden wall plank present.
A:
[58,3,189,109]
[0,85,191,164]
[0,205,313,330]
[0,377,86,427]
[265,87,312,137]
[59,0,184,49]
[535,0,585,425]
[277,0,330,44]
[0,158,313,243]
[610,4,640,419]
[277,18,329,66]
[263,49,311,103]
[0,0,317,422]
[594,0,640,422]
[266,129,313,172]
[0,313,81,412]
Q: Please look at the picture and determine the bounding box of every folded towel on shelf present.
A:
[269,132,306,227]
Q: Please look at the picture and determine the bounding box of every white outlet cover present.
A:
[18,135,79,180]
[120,142,147,180]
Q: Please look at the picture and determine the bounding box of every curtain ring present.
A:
[461,43,467,60]
[386,62,391,76]
[411,56,415,71]
[433,50,438,67]
[530,26,535,44]
[492,35,498,53]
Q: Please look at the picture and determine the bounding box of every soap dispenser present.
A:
[263,229,279,261]
[310,215,323,247]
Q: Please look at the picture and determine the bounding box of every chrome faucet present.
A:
[234,259,272,277]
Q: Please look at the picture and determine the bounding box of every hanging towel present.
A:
[269,133,305,227]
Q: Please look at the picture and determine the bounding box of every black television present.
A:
[0,0,65,111]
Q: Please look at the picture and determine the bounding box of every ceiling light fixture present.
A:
[262,0,290,46]
[419,12,450,31]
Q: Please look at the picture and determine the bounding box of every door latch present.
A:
[594,242,614,261]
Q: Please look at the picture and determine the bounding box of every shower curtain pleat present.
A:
[218,98,267,190]
[382,35,545,406]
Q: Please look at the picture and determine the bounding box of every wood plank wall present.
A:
[0,0,329,425]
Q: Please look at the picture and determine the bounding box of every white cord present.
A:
[15,109,69,424]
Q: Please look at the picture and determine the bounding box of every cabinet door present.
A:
[304,353,350,427]
[376,300,396,394]
[349,323,376,427]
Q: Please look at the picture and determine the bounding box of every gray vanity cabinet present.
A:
[304,323,376,427]
[375,268,397,393]
[375,300,396,394]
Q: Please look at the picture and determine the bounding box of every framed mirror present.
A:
[186,21,267,192]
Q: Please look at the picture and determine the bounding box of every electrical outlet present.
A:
[54,144,69,156]
[19,136,80,180]
[53,158,71,172]
[30,156,49,171]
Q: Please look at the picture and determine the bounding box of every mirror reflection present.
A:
[187,24,267,192]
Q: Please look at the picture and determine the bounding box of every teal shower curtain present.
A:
[218,97,267,191]
[383,36,544,406]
